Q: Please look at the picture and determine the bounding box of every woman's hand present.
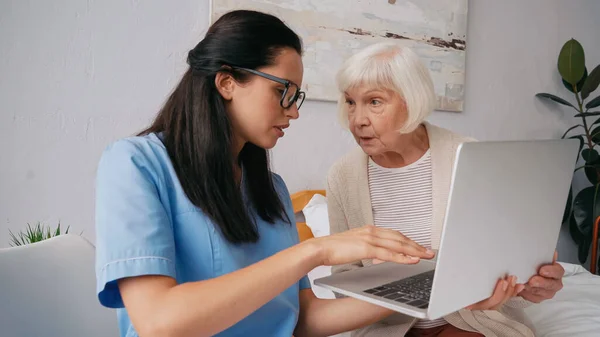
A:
[309,225,435,266]
[518,251,564,303]
[465,275,524,310]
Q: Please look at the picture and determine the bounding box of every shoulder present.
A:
[327,146,365,191]
[97,133,169,184]
[424,122,477,154]
[269,172,287,194]
[425,122,475,142]
[268,172,293,205]
[101,134,166,160]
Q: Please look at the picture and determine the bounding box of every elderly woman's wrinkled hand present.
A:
[465,275,524,311]
[312,225,435,266]
[517,251,564,303]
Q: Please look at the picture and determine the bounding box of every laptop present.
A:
[314,139,579,320]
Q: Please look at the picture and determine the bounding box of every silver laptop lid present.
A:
[427,139,578,319]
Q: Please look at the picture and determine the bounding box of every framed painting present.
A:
[210,0,468,112]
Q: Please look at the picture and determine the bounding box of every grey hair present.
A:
[336,42,436,133]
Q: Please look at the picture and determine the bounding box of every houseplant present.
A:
[8,222,70,247]
[536,38,600,271]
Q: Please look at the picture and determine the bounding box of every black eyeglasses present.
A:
[231,66,306,110]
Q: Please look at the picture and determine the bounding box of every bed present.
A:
[291,190,600,337]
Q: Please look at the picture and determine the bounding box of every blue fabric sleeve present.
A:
[94,139,176,308]
[299,274,312,290]
[272,173,312,290]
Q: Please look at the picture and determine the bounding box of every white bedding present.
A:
[524,262,600,337]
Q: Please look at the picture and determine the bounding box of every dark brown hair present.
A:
[139,10,302,244]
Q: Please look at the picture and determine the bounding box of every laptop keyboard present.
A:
[363,270,434,309]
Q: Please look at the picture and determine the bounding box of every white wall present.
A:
[1,1,599,266]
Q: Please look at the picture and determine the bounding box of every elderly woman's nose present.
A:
[352,107,370,126]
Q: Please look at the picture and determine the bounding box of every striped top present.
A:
[368,149,446,329]
[328,122,533,336]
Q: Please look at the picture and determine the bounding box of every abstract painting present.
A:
[210,0,468,112]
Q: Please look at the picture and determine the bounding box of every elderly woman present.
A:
[326,42,565,337]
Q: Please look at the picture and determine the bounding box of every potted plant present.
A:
[8,222,71,247]
[536,38,600,273]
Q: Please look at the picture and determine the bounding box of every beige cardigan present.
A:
[326,122,536,337]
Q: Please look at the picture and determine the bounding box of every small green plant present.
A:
[8,222,70,247]
[536,38,600,270]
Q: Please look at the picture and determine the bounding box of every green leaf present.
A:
[573,186,600,241]
[7,221,75,246]
[591,117,600,128]
[578,237,591,264]
[535,93,576,109]
[563,67,588,93]
[8,229,25,247]
[586,95,600,109]
[583,149,599,163]
[581,64,600,100]
[585,165,599,185]
[575,164,596,173]
[593,128,600,140]
[563,187,573,225]
[561,125,583,138]
[574,112,600,117]
[558,38,586,85]
[592,126,600,144]
[569,211,584,245]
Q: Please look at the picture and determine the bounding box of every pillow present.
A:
[307,265,336,300]
[302,195,339,299]
[523,262,600,337]
[302,194,329,238]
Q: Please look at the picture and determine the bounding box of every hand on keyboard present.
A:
[311,225,436,266]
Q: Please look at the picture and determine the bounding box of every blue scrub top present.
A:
[94,133,311,337]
